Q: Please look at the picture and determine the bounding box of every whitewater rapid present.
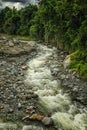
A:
[25,44,87,130]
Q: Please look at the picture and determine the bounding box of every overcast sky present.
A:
[0,0,37,9]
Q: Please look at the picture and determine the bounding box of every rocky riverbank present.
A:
[0,36,41,129]
[0,36,36,56]
[0,36,87,130]
[55,50,87,105]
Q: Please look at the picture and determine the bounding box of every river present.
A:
[0,41,87,130]
[24,44,87,130]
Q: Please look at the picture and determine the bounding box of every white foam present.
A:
[25,44,87,130]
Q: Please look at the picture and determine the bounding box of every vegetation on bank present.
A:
[68,50,87,78]
[0,0,87,78]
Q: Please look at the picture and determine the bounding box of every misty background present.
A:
[0,0,39,9]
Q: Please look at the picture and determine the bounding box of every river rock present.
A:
[21,65,29,70]
[29,113,44,121]
[42,117,53,126]
[51,68,60,76]
[0,123,17,129]
[0,37,36,55]
[63,55,71,69]
[72,87,79,93]
[27,106,34,110]
[8,108,14,113]
[60,74,66,79]
[8,41,14,47]
[13,38,19,44]
[22,125,42,130]
[0,105,4,109]
[18,103,22,109]
[22,125,31,130]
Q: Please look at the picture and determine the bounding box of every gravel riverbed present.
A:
[0,36,87,130]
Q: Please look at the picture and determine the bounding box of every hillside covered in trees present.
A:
[0,0,87,78]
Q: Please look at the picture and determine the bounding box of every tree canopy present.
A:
[0,5,38,35]
[0,0,87,78]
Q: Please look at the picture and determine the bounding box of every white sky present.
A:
[0,0,38,10]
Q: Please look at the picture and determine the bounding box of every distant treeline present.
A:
[0,0,87,78]
[0,5,38,36]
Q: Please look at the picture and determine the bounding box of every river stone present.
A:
[60,74,66,79]
[0,37,36,55]
[22,126,30,130]
[72,87,79,93]
[0,123,17,129]
[8,41,14,47]
[22,125,43,130]
[21,65,29,70]
[8,108,14,113]
[0,105,4,109]
[63,55,71,69]
[13,38,19,44]
[29,113,44,121]
[51,68,60,76]
[18,102,22,109]
[27,105,33,110]
[27,41,36,46]
[42,117,53,126]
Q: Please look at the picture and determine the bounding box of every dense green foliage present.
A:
[0,5,37,35]
[0,0,87,78]
[30,0,87,48]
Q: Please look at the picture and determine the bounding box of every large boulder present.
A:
[0,36,36,56]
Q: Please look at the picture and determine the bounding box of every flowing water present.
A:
[25,44,87,130]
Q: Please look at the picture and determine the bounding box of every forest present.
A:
[0,0,87,78]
